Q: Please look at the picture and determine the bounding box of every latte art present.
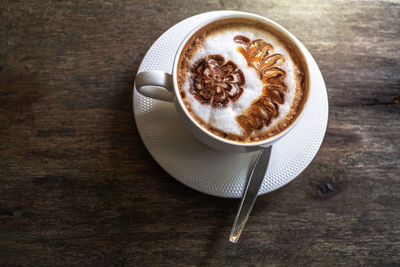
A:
[234,35,287,135]
[190,55,245,108]
[178,21,306,143]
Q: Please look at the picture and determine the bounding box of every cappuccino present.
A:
[178,20,306,143]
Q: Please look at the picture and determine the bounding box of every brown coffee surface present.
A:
[178,20,307,143]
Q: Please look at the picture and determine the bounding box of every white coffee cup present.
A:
[135,11,310,153]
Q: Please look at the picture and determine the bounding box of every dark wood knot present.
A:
[1,210,15,216]
[310,179,339,200]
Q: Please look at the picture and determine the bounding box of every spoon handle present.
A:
[229,147,272,243]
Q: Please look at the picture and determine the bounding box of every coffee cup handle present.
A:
[135,71,174,102]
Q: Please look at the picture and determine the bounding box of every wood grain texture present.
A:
[1,0,399,266]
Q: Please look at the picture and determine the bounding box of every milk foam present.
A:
[182,25,300,137]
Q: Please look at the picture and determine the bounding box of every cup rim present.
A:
[172,11,311,147]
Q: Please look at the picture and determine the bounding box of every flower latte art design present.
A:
[178,22,305,142]
[190,55,245,108]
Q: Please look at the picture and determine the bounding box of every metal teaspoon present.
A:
[229,146,272,243]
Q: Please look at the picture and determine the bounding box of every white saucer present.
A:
[133,11,328,198]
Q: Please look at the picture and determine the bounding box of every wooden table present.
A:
[1,1,399,266]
